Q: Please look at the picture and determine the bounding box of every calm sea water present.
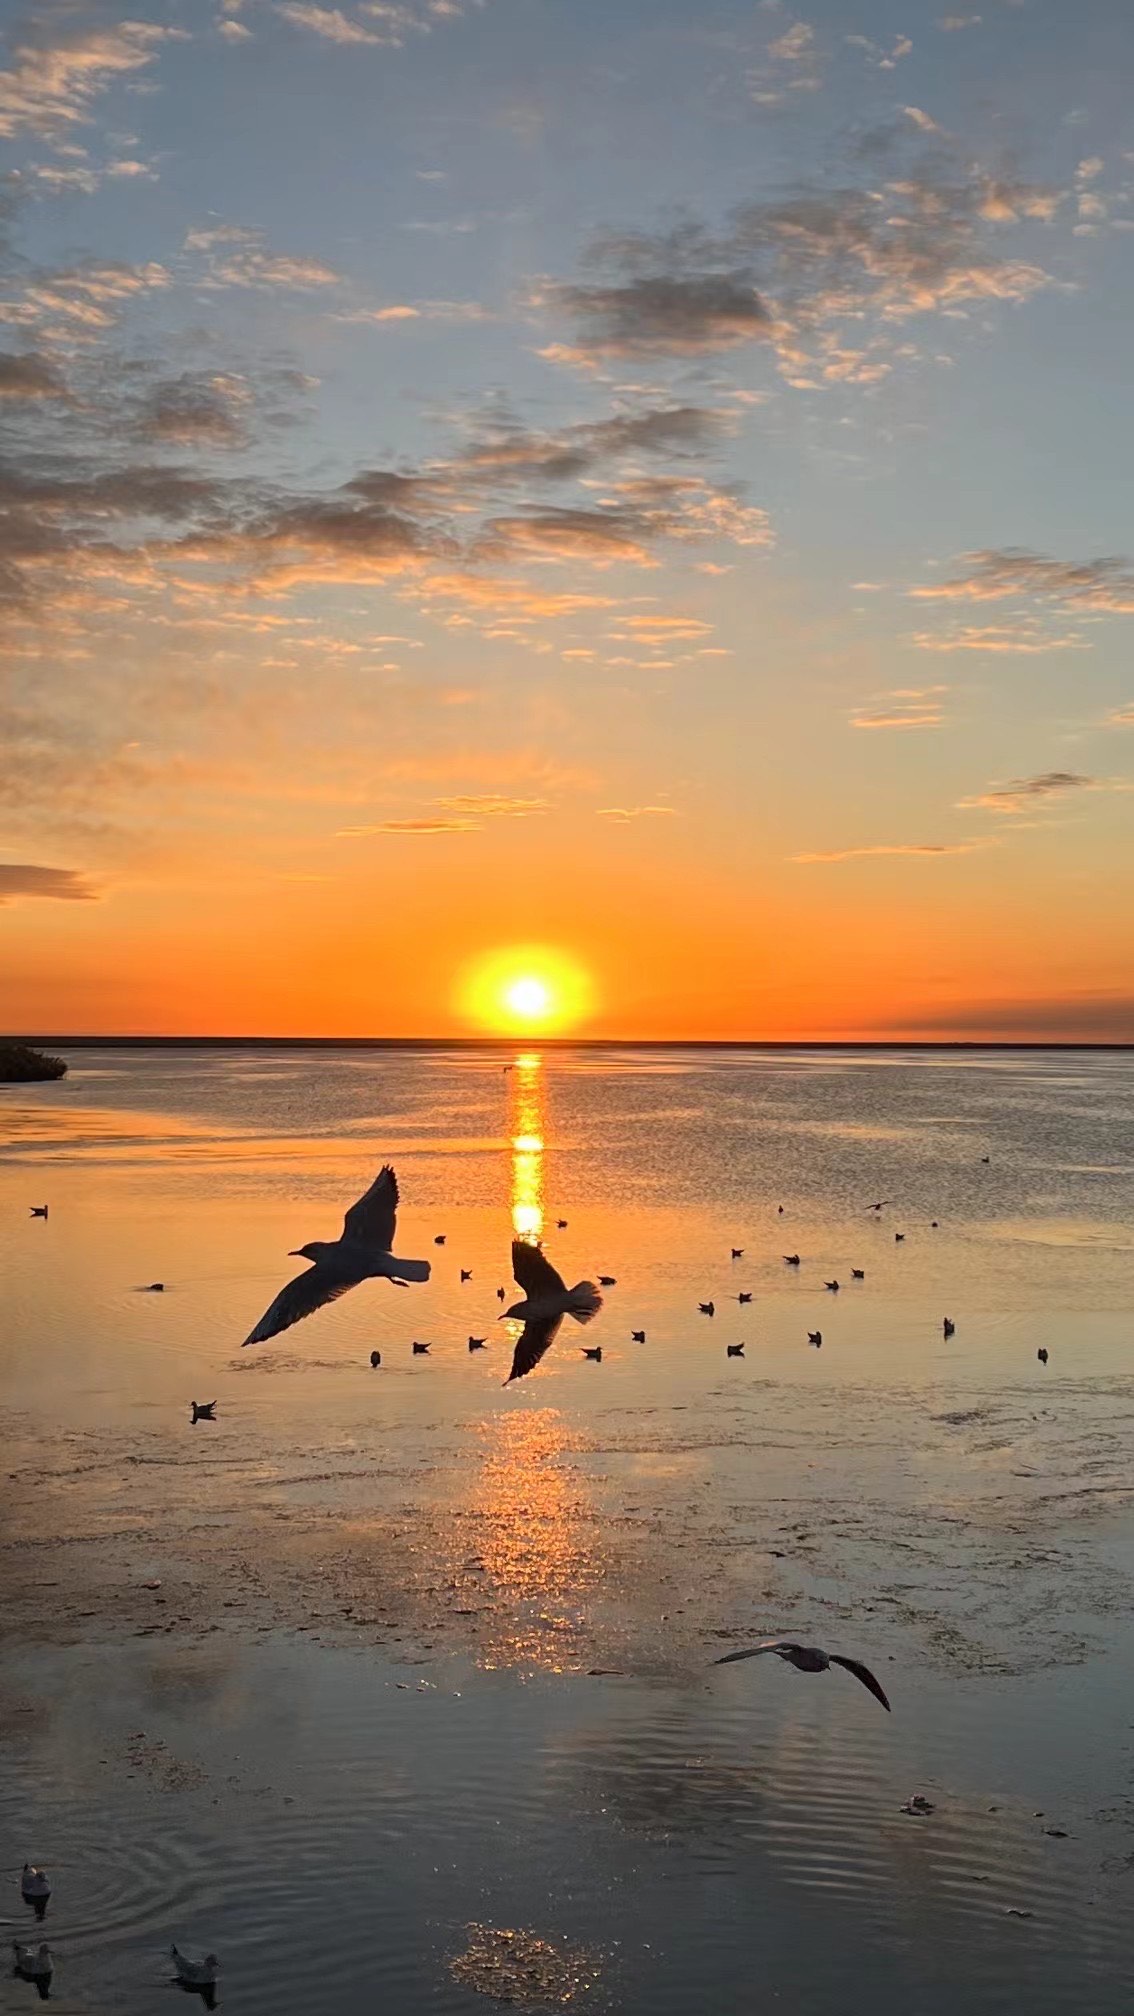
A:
[2,1045,1134,2013]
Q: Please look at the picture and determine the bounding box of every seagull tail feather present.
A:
[566,1281,603,1324]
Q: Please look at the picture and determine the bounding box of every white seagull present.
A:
[502,1239,602,1384]
[243,1164,429,1347]
[713,1638,891,1710]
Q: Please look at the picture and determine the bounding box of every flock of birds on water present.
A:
[17,1143,1050,1998]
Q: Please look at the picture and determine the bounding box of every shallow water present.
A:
[2,1045,1134,2012]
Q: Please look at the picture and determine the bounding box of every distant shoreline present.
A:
[2,1035,1131,1053]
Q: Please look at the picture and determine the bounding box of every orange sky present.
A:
[2,0,1133,1040]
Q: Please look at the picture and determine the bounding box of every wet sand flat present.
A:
[3,1045,1134,2011]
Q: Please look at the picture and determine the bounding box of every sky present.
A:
[1,0,1132,1039]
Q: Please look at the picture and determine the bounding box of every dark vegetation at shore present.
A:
[0,1041,67,1082]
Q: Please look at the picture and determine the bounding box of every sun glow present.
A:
[459,945,593,1034]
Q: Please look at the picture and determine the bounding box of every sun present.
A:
[459,945,593,1034]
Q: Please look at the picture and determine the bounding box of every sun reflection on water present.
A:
[463,1408,601,1670]
[509,1052,545,1243]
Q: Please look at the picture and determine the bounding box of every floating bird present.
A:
[713,1638,890,1710]
[699,1301,715,1317]
[930,1220,939,1228]
[731,1247,744,1260]
[502,1064,513,1074]
[737,1291,752,1305]
[894,1232,905,1243]
[243,1164,429,1348]
[824,1279,840,1293]
[784,1253,800,1266]
[370,1350,381,1367]
[777,1205,784,1215]
[1038,1347,1049,1365]
[502,1239,602,1384]
[412,1340,430,1355]
[497,1286,507,1301]
[190,1401,216,1424]
[631,1330,646,1343]
[20,1868,50,1907]
[582,1346,602,1362]
[808,1330,822,1346]
[29,1206,48,1220]
[942,1318,955,1338]
[460,1269,472,1282]
[598,1275,617,1288]
[980,1156,990,1165]
[851,1269,865,1280]
[12,1942,52,1983]
[727,1343,745,1358]
[468,1335,487,1350]
[171,1946,219,1989]
[434,1234,446,1246]
[145,1282,165,1293]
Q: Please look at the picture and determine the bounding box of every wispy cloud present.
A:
[0,351,68,400]
[0,862,99,903]
[596,805,677,821]
[912,620,1088,653]
[911,550,1134,614]
[1104,702,1134,727]
[852,686,946,729]
[792,840,989,863]
[958,770,1100,814]
[338,817,479,834]
[435,795,550,818]
[0,21,179,140]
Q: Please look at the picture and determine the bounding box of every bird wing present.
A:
[341,1163,398,1251]
[243,1266,357,1346]
[830,1654,891,1711]
[712,1639,798,1666]
[511,1238,566,1297]
[505,1312,564,1384]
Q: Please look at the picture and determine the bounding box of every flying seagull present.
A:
[242,1164,429,1347]
[713,1638,890,1710]
[502,1239,602,1384]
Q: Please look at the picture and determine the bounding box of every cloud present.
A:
[338,817,479,834]
[0,862,98,903]
[958,770,1099,814]
[891,993,1134,1040]
[277,5,385,44]
[135,372,255,448]
[937,14,981,28]
[537,137,1063,376]
[596,805,677,821]
[2,259,170,338]
[536,272,774,362]
[748,16,823,104]
[217,18,254,40]
[852,685,946,729]
[792,840,989,862]
[910,550,1134,614]
[0,21,177,140]
[1105,702,1134,727]
[0,351,67,400]
[434,795,550,818]
[912,620,1088,653]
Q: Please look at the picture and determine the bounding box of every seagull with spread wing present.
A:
[713,1638,891,1710]
[242,1164,429,1347]
[501,1239,602,1384]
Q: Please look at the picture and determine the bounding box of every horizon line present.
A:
[5,1034,1132,1052]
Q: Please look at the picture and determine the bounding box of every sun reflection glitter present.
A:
[509,1051,545,1243]
[462,1408,601,1670]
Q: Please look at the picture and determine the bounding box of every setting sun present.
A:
[459,946,594,1035]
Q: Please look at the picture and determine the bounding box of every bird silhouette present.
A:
[190,1401,216,1423]
[434,1234,446,1246]
[598,1274,617,1287]
[699,1301,715,1316]
[851,1269,865,1280]
[824,1279,840,1292]
[502,1239,602,1384]
[557,1219,569,1230]
[171,1946,219,1990]
[731,1247,744,1259]
[145,1281,165,1292]
[243,1165,428,1347]
[808,1330,822,1346]
[460,1269,472,1282]
[582,1345,602,1361]
[468,1335,487,1350]
[412,1340,430,1355]
[894,1232,905,1243]
[784,1253,801,1266]
[1038,1347,1049,1365]
[727,1343,745,1358]
[497,1286,507,1301]
[29,1206,48,1219]
[370,1350,381,1367]
[737,1291,752,1305]
[713,1639,890,1711]
[631,1329,646,1343]
[943,1318,955,1338]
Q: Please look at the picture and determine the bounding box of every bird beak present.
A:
[288,1250,302,1257]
